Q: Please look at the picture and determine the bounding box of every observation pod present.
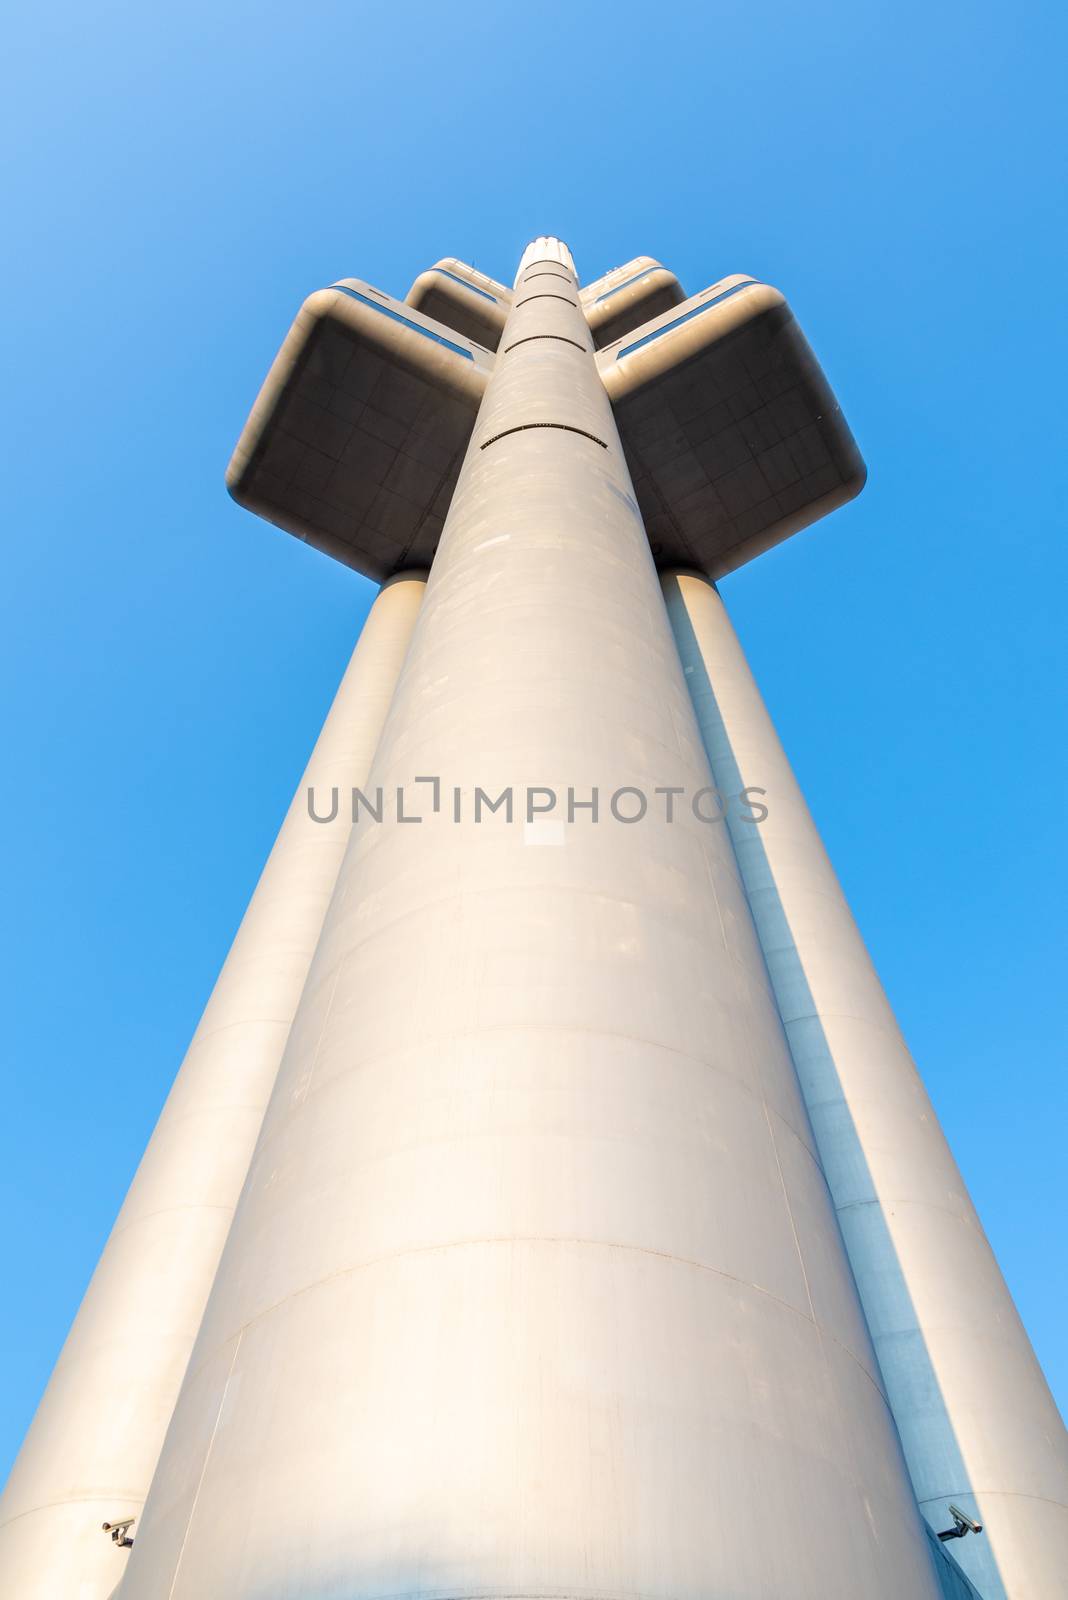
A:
[226,278,491,579]
[581,256,686,349]
[405,258,510,351]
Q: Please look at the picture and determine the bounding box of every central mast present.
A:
[117,239,939,1597]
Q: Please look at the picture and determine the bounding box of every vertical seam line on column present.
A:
[298,955,346,1108]
[166,1330,244,1600]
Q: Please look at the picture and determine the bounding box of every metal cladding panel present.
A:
[226,282,490,580]
[603,278,865,577]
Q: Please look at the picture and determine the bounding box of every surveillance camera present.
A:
[102,1516,136,1547]
[948,1504,983,1536]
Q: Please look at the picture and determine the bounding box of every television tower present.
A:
[1,239,1065,1599]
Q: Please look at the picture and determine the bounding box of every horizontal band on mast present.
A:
[514,293,578,308]
[503,334,590,353]
[519,259,575,274]
[479,422,608,450]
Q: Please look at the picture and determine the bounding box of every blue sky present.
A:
[1,0,1065,1481]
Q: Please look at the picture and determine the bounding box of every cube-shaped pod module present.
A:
[405,259,510,352]
[227,280,493,580]
[601,276,865,578]
[582,259,686,351]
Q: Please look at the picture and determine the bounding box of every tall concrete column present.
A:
[661,567,1068,1599]
[120,242,939,1600]
[0,573,426,1600]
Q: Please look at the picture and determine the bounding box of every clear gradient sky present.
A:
[1,0,1065,1482]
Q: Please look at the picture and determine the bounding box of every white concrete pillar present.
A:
[119,244,939,1600]
[661,567,1068,1599]
[0,573,426,1600]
